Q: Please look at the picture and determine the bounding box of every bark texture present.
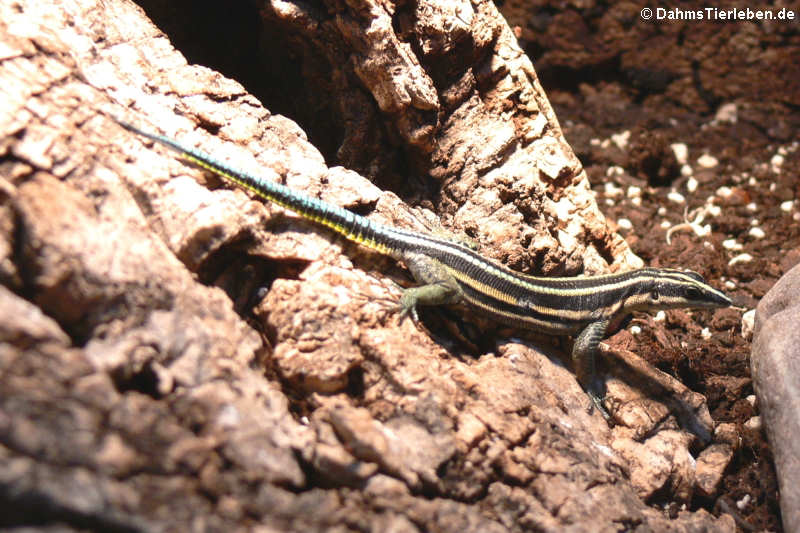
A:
[0,0,737,531]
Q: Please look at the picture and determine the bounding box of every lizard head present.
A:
[639,268,732,311]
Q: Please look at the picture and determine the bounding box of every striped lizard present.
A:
[115,117,732,417]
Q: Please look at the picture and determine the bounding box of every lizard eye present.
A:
[686,287,702,300]
[651,290,660,301]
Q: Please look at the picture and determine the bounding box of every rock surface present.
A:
[0,0,738,531]
[752,264,800,533]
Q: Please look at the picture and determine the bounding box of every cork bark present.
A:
[0,0,736,531]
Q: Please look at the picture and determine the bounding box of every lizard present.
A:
[114,116,733,417]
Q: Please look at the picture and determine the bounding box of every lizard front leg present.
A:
[573,319,611,419]
[397,251,464,321]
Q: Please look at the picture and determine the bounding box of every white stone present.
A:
[697,154,718,168]
[728,253,753,266]
[741,310,755,341]
[667,191,685,204]
[671,143,689,164]
[722,239,742,251]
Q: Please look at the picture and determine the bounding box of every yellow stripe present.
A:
[443,265,518,306]
[462,294,580,333]
[443,264,621,322]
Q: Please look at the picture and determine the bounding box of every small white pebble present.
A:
[686,177,698,193]
[605,198,615,206]
[630,325,642,335]
[611,130,630,149]
[736,493,752,510]
[750,218,759,226]
[660,220,671,229]
[715,103,738,123]
[741,309,755,341]
[590,138,601,146]
[716,186,732,198]
[748,227,765,239]
[631,197,642,207]
[724,280,736,290]
[671,143,689,165]
[746,203,757,212]
[657,207,667,216]
[771,154,784,168]
[604,182,623,198]
[746,394,757,406]
[700,327,712,340]
[606,165,625,177]
[781,200,794,212]
[795,212,800,222]
[680,164,693,177]
[617,218,633,230]
[728,253,753,266]
[748,177,757,186]
[667,191,685,204]
[697,154,718,168]
[627,185,641,199]
[722,238,743,251]
[707,204,721,217]
[654,311,666,322]
[744,416,761,431]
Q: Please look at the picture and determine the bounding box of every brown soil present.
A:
[501,1,799,530]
